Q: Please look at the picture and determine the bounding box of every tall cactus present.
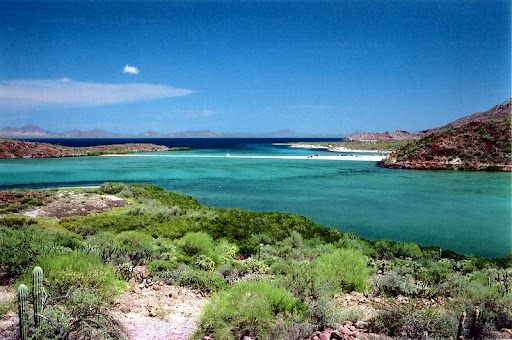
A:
[17,284,29,340]
[32,266,44,328]
[457,310,466,340]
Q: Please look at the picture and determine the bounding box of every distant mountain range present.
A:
[0,126,341,139]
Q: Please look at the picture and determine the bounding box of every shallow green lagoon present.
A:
[1,152,510,258]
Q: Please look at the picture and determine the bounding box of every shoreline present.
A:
[225,154,385,161]
[103,154,386,161]
[282,143,391,154]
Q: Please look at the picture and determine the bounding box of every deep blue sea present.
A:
[2,138,511,258]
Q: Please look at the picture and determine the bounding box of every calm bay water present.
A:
[2,138,511,258]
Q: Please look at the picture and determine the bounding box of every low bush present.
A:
[99,182,127,195]
[374,271,422,297]
[30,288,125,340]
[195,254,216,271]
[195,281,306,340]
[18,251,126,302]
[179,232,221,265]
[177,268,227,292]
[368,301,458,338]
[114,230,155,265]
[84,232,118,263]
[147,259,178,274]
[244,257,269,275]
[0,226,54,280]
[314,249,370,293]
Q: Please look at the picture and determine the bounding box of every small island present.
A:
[0,139,191,159]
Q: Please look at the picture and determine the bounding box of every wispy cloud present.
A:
[0,78,194,110]
[123,65,140,75]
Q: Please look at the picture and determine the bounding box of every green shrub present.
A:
[84,231,118,263]
[217,263,241,283]
[0,226,54,280]
[195,281,306,340]
[147,259,178,275]
[114,230,155,264]
[314,249,370,293]
[31,288,125,340]
[416,258,454,286]
[177,268,227,292]
[99,182,127,195]
[274,259,315,298]
[245,257,269,275]
[179,232,221,264]
[124,198,180,218]
[0,298,13,316]
[19,251,126,302]
[195,254,216,271]
[374,271,422,297]
[368,301,458,338]
[215,239,239,262]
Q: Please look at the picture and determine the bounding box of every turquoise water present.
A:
[1,144,510,258]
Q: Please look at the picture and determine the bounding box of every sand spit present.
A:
[225,154,386,161]
[103,154,385,161]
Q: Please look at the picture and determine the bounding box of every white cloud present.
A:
[123,65,140,75]
[0,78,194,110]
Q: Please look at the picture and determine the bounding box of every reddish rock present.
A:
[318,331,330,340]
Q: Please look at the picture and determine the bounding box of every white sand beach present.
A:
[283,143,390,154]
[103,154,385,161]
[224,154,386,161]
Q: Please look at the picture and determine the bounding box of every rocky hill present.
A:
[382,99,511,171]
[0,139,170,159]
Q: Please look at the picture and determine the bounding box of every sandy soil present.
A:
[0,283,208,340]
[0,286,17,340]
[111,281,209,340]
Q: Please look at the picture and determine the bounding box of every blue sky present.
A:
[0,0,510,135]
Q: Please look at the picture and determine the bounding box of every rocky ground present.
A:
[0,281,208,340]
[22,191,130,218]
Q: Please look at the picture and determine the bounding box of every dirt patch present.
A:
[110,283,208,340]
[0,286,17,340]
[0,282,208,340]
[22,192,130,218]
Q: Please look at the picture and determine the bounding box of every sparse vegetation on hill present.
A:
[0,183,511,339]
[382,99,512,171]
[0,138,182,159]
[382,119,511,171]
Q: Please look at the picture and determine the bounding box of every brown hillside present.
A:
[382,119,511,171]
[345,130,418,141]
[0,139,169,159]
